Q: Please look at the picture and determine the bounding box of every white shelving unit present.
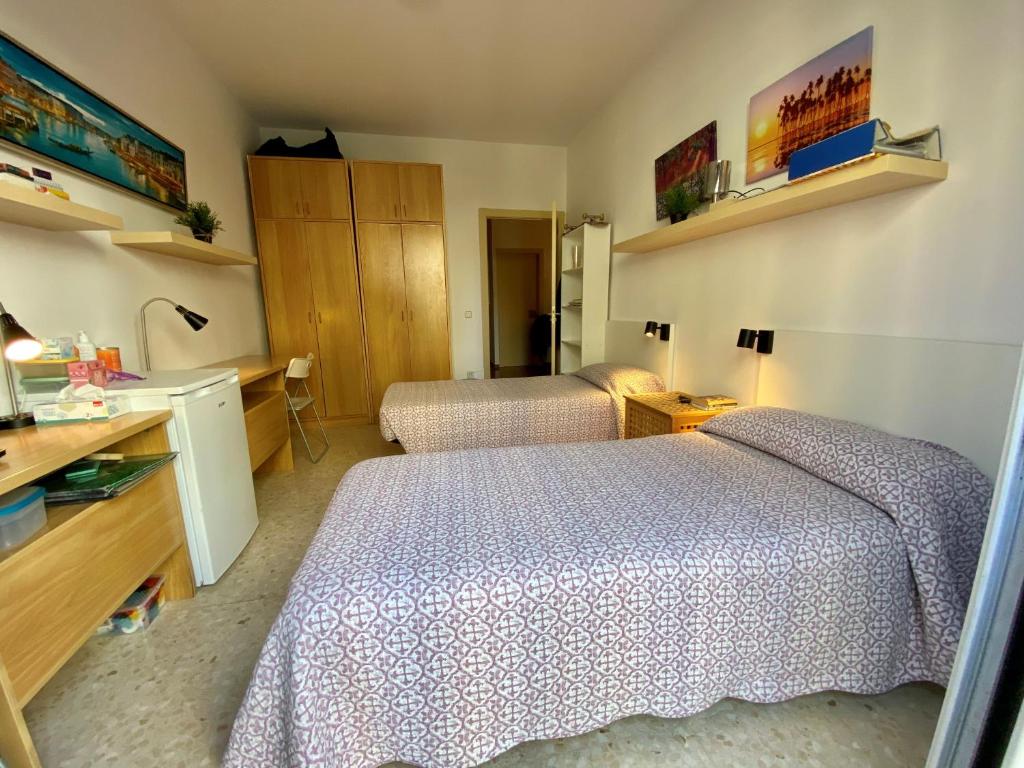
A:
[558,222,611,373]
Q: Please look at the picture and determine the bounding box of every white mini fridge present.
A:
[109,370,259,585]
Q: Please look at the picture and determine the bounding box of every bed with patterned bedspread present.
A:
[225,407,991,768]
[378,363,665,453]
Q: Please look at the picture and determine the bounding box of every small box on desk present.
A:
[33,396,129,423]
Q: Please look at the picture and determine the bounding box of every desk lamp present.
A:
[0,302,43,430]
[140,297,209,371]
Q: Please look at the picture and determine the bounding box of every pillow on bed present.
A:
[700,406,992,609]
[573,363,665,396]
[573,363,666,437]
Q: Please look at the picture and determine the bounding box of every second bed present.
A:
[379,362,665,453]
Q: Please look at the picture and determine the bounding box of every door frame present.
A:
[478,207,564,379]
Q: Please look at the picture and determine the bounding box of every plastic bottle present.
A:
[76,331,97,361]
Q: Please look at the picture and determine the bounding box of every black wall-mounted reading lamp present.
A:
[644,321,671,341]
[737,328,774,354]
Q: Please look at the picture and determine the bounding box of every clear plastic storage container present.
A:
[0,485,46,551]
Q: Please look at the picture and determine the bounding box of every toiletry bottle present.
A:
[76,331,97,361]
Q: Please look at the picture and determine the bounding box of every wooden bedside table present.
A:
[624,391,731,438]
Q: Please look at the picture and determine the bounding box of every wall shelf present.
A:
[613,155,948,254]
[0,181,123,231]
[110,231,257,266]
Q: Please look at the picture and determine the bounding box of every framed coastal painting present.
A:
[746,27,873,184]
[0,31,187,210]
[654,120,717,220]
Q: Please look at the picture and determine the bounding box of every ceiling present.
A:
[158,0,693,145]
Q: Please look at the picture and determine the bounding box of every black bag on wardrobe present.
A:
[253,127,343,159]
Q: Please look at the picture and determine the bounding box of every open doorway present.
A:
[478,208,564,378]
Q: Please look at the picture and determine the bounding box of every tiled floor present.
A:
[25,425,946,767]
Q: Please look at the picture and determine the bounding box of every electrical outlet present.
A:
[466,370,483,379]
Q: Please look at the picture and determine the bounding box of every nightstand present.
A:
[624,391,730,438]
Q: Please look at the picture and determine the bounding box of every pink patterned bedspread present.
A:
[378,364,665,453]
[226,408,990,768]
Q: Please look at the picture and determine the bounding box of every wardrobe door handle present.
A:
[295,202,302,216]
[393,203,399,219]
[402,203,407,218]
[317,311,323,324]
[308,311,313,324]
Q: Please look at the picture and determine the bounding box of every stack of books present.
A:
[680,394,739,410]
[40,453,177,505]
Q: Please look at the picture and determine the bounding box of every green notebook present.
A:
[41,453,177,505]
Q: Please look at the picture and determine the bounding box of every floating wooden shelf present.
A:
[561,339,582,347]
[0,181,123,231]
[110,231,257,266]
[614,155,948,254]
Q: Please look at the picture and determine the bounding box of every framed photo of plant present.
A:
[0,31,187,210]
[654,121,716,222]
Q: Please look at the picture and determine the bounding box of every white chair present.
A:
[285,354,329,463]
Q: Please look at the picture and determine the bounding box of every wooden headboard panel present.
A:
[604,320,677,389]
[756,330,1022,478]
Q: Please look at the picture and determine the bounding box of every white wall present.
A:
[0,1,263,414]
[567,0,1024,406]
[259,128,566,379]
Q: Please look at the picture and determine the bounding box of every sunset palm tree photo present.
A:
[746,27,873,184]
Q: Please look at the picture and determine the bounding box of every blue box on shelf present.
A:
[788,120,881,182]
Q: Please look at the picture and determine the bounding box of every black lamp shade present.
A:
[644,321,658,337]
[176,305,209,331]
[755,329,774,355]
[737,328,756,348]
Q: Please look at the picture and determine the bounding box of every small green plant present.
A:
[174,201,224,242]
[663,185,701,222]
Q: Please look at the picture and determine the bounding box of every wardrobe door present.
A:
[352,162,400,222]
[249,158,304,219]
[401,224,451,380]
[305,222,369,419]
[299,161,350,220]
[254,220,325,415]
[357,223,411,416]
[398,164,444,222]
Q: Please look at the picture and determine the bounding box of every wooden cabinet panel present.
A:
[357,223,411,415]
[399,164,444,222]
[254,220,325,414]
[352,162,400,222]
[249,158,304,219]
[402,224,451,380]
[300,161,350,220]
[305,222,369,419]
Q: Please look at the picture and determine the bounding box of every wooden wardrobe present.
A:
[351,161,451,416]
[248,156,451,422]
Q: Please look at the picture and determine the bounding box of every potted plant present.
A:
[174,201,224,243]
[664,186,701,224]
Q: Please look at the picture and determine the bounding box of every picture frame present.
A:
[0,30,187,211]
[745,27,873,184]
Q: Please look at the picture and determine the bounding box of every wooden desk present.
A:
[0,412,195,768]
[205,356,293,474]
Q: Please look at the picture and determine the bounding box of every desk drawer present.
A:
[244,390,289,471]
[0,464,183,705]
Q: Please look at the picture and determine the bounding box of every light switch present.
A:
[464,310,473,318]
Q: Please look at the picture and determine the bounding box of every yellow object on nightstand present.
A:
[624,391,734,438]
